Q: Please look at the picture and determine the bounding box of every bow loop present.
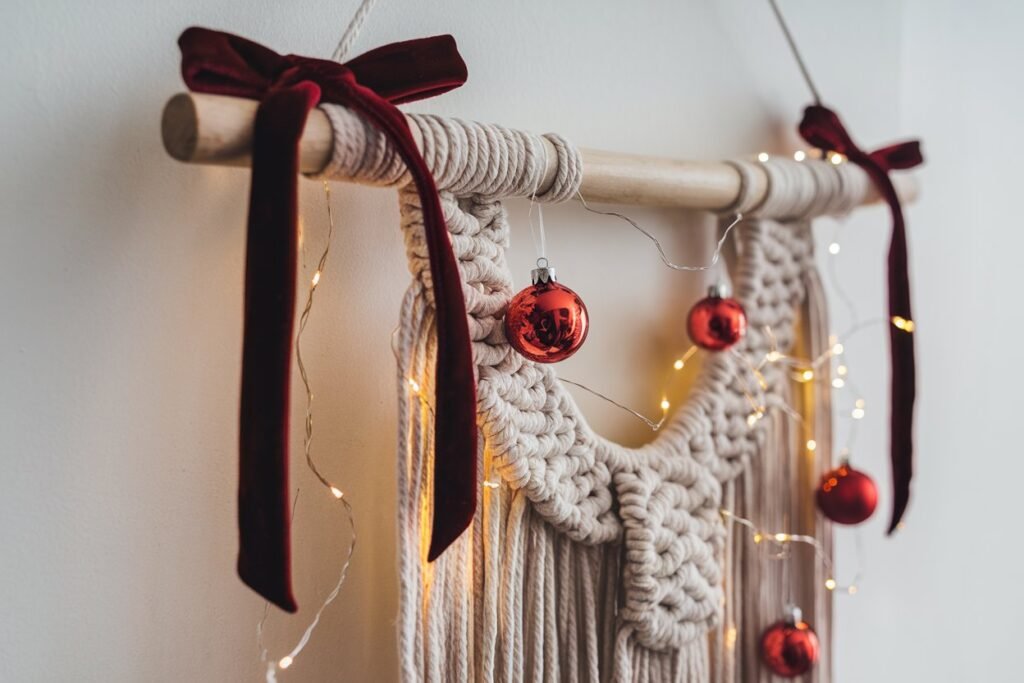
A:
[180,27,284,98]
[869,141,923,172]
[798,104,857,156]
[340,34,468,104]
[180,26,467,109]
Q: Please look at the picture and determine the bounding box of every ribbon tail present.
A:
[798,102,920,534]
[856,162,916,534]
[881,174,916,534]
[236,82,321,612]
[346,92,478,561]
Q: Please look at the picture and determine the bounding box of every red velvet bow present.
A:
[178,27,478,612]
[799,104,923,534]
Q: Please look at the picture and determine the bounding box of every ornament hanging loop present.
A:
[531,257,557,284]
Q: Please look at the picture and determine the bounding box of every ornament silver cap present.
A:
[784,604,803,626]
[707,282,731,299]
[531,257,557,284]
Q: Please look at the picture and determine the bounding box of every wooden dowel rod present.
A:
[162,92,917,210]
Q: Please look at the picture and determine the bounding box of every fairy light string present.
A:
[383,170,875,599]
[260,181,358,681]
[577,191,743,273]
[537,173,880,598]
[721,509,864,595]
[256,0,385,669]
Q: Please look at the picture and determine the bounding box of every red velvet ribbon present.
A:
[798,105,923,533]
[178,27,478,611]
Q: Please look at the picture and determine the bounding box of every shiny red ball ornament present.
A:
[687,285,747,351]
[816,461,879,525]
[504,259,589,363]
[760,607,820,678]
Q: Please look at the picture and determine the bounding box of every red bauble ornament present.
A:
[816,462,879,525]
[760,608,820,678]
[504,259,589,363]
[687,285,747,351]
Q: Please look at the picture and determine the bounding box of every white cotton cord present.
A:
[577,191,743,272]
[331,0,381,62]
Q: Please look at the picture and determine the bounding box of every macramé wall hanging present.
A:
[162,3,922,680]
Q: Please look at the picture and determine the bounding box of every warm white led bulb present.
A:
[757,152,770,162]
[279,656,294,669]
[725,626,738,648]
[793,150,806,161]
[311,271,321,286]
[806,439,817,451]
[330,486,344,499]
[673,359,685,370]
[891,316,916,332]
[660,398,671,412]
[828,242,841,255]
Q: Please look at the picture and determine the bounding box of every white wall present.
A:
[831,3,1024,682]
[1,1,1016,680]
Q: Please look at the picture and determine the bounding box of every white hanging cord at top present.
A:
[527,142,551,263]
[331,0,382,62]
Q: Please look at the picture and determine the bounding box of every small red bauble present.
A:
[816,462,879,525]
[687,285,747,351]
[760,608,820,678]
[504,260,589,363]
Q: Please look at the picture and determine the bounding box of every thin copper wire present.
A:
[260,181,358,677]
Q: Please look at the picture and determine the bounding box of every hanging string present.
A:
[331,0,381,62]
[526,144,552,262]
[766,0,823,105]
[577,192,742,272]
